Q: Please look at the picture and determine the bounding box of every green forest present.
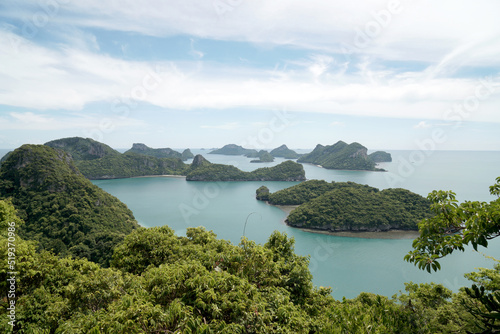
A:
[1,197,499,333]
[0,145,140,266]
[0,144,499,333]
[186,160,305,181]
[257,180,432,231]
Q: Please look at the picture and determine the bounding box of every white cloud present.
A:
[1,27,499,124]
[25,0,496,67]
[0,111,143,131]
[330,121,345,127]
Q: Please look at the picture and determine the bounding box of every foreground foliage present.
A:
[0,199,498,333]
[406,177,500,272]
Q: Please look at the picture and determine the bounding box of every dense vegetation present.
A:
[298,141,388,171]
[76,152,188,179]
[256,185,270,201]
[287,187,432,231]
[0,145,139,266]
[261,180,378,206]
[44,137,189,179]
[209,144,258,156]
[0,149,498,332]
[125,143,185,160]
[257,180,432,232]
[45,137,120,161]
[186,159,306,181]
[270,145,300,159]
[1,199,498,333]
[407,177,500,273]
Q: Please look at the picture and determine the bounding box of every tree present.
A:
[405,178,500,333]
[405,177,500,273]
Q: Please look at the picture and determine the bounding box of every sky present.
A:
[0,0,499,151]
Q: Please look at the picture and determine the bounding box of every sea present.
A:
[1,148,499,299]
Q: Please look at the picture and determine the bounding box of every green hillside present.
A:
[0,145,139,266]
[125,143,184,160]
[186,157,305,181]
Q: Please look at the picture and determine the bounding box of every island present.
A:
[187,155,305,181]
[182,148,195,160]
[256,180,432,233]
[297,141,391,171]
[209,144,258,156]
[368,151,392,163]
[270,144,301,159]
[250,150,275,163]
[46,137,188,179]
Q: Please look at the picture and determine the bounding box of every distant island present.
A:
[368,151,392,163]
[257,180,432,233]
[187,155,305,181]
[43,137,304,182]
[209,144,301,160]
[297,141,391,171]
[46,137,189,179]
[249,150,275,163]
[209,144,258,156]
[270,144,301,159]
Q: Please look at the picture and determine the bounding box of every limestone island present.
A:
[187,155,305,181]
[297,141,391,171]
[256,180,432,236]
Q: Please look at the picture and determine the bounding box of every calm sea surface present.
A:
[3,148,499,299]
[91,150,500,299]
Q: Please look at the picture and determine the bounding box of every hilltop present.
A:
[44,137,188,179]
[270,144,301,159]
[45,137,120,160]
[125,143,188,160]
[0,144,139,266]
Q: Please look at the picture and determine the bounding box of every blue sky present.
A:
[0,0,499,150]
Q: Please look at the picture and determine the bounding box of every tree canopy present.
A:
[405,177,500,273]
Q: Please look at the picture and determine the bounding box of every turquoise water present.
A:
[92,150,500,300]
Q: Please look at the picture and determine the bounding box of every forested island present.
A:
[209,143,301,159]
[297,141,391,171]
[0,141,499,332]
[209,144,258,156]
[187,155,305,181]
[257,180,433,232]
[46,137,189,179]
[269,144,301,159]
[41,137,303,181]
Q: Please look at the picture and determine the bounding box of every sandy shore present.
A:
[275,204,420,239]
